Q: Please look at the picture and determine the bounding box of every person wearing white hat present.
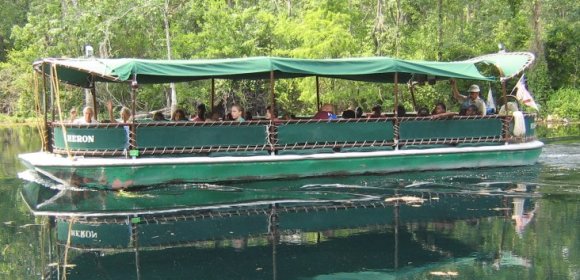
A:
[450,79,487,116]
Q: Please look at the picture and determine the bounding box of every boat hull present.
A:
[19,141,544,190]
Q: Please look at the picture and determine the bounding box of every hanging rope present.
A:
[50,64,72,159]
[32,71,47,151]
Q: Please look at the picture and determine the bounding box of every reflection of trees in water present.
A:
[0,126,41,177]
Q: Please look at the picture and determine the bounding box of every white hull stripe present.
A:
[19,141,544,168]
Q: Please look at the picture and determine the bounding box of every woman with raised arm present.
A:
[106,100,132,123]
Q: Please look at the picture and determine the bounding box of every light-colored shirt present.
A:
[456,95,487,116]
[72,118,98,124]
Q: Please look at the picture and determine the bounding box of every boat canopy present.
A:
[33,52,534,88]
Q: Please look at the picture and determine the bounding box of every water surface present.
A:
[0,125,578,279]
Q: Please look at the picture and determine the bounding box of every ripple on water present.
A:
[539,141,580,169]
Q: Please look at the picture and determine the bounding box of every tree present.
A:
[0,0,577,118]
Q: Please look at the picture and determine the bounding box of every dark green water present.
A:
[1,125,578,279]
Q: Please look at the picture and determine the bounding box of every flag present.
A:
[515,75,539,111]
[486,86,496,114]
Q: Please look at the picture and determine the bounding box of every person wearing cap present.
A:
[450,79,487,116]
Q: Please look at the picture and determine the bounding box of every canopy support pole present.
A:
[42,64,51,152]
[42,64,47,124]
[316,76,320,110]
[130,76,138,151]
[270,70,276,114]
[50,67,55,123]
[408,82,417,111]
[90,77,97,121]
[394,72,399,115]
[210,78,215,112]
[394,72,400,150]
[501,80,509,141]
[501,80,507,103]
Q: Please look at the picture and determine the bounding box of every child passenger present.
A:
[191,103,206,122]
[171,109,188,121]
[230,104,245,122]
[431,102,456,119]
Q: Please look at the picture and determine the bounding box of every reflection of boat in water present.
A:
[21,165,542,216]
[49,194,508,250]
[24,176,539,279]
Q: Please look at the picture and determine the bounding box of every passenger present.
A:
[171,109,188,121]
[230,104,245,122]
[73,106,98,124]
[355,107,364,118]
[68,108,78,123]
[342,109,356,119]
[245,110,253,121]
[265,106,279,120]
[417,107,430,117]
[464,104,480,116]
[281,112,296,120]
[368,105,382,118]
[450,79,487,116]
[153,111,167,121]
[498,98,520,116]
[105,101,131,148]
[191,103,207,122]
[396,105,406,117]
[313,104,337,119]
[431,102,456,119]
[208,111,221,122]
[106,100,132,123]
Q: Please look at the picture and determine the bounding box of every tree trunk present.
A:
[372,0,385,56]
[164,0,177,115]
[531,0,544,58]
[437,0,443,61]
[395,0,401,56]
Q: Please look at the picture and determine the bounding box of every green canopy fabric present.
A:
[467,52,535,81]
[33,53,534,88]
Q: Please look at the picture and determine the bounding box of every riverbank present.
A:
[0,114,40,126]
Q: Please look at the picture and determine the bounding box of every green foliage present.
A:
[0,0,576,118]
[536,123,580,139]
[526,59,553,111]
[546,88,580,121]
[545,22,579,89]
[0,0,30,61]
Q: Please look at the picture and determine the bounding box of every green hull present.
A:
[20,141,543,190]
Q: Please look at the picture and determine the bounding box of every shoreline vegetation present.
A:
[0,1,577,121]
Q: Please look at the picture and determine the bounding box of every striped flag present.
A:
[515,74,539,111]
